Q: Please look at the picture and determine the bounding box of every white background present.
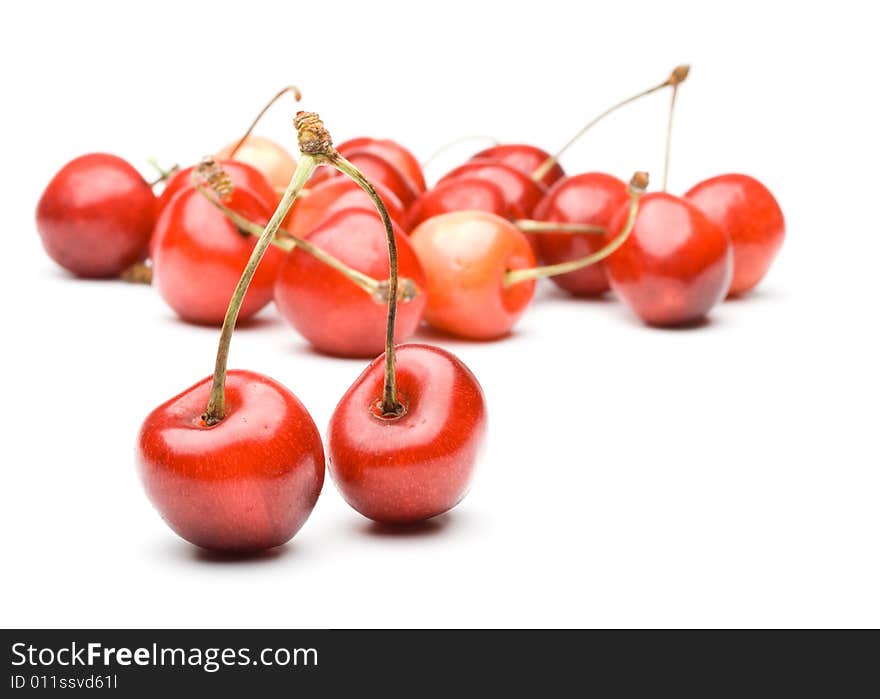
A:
[2,0,878,628]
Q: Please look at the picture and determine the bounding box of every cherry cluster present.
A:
[34,67,784,553]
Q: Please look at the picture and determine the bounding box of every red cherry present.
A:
[684,174,785,297]
[282,177,405,237]
[216,135,297,191]
[409,211,536,339]
[327,344,486,524]
[438,159,546,218]
[532,172,629,296]
[313,151,419,207]
[137,370,324,552]
[36,153,157,277]
[471,143,564,188]
[157,160,277,214]
[275,209,427,357]
[152,186,283,325]
[405,177,507,230]
[604,192,733,326]
[337,137,426,193]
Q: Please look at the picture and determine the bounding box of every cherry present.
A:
[309,137,426,194]
[138,118,327,552]
[157,159,277,214]
[311,150,419,207]
[604,191,733,326]
[471,143,565,188]
[411,175,647,339]
[405,177,507,230]
[684,174,785,296]
[275,208,427,357]
[152,168,283,325]
[531,172,628,296]
[36,153,156,278]
[409,211,536,339]
[137,370,324,552]
[438,160,546,218]
[328,344,487,523]
[282,174,406,238]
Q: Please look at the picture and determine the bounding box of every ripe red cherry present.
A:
[471,143,564,188]
[337,137,426,193]
[327,344,486,524]
[36,153,156,277]
[438,160,546,218]
[405,177,507,230]
[275,209,427,357]
[216,135,297,191]
[152,186,283,325]
[313,150,418,207]
[409,211,536,339]
[604,192,733,326]
[684,174,785,297]
[137,370,324,552]
[282,177,405,237]
[532,172,628,296]
[157,160,277,214]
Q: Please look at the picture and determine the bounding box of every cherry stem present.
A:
[120,260,152,284]
[515,219,606,235]
[421,134,500,169]
[532,65,689,182]
[662,84,681,192]
[226,85,303,159]
[202,153,317,425]
[193,179,419,305]
[504,172,649,287]
[146,158,179,187]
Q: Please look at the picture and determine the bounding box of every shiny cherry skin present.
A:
[313,150,418,207]
[438,159,546,218]
[604,192,733,326]
[157,160,277,213]
[533,172,629,296]
[275,209,427,357]
[327,344,486,524]
[471,143,565,188]
[137,370,324,552]
[339,137,426,192]
[216,135,297,191]
[409,211,536,339]
[405,177,507,230]
[152,186,283,325]
[282,177,406,237]
[685,173,785,297]
[36,153,156,277]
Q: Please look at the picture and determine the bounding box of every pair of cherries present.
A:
[137,113,487,552]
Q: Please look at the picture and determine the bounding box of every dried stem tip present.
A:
[630,171,650,194]
[195,157,234,199]
[294,111,334,156]
[666,64,691,87]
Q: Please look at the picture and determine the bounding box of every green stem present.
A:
[505,172,649,287]
[202,154,316,425]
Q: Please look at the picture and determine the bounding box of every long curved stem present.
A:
[515,219,606,235]
[227,85,302,159]
[505,172,649,287]
[329,153,403,415]
[532,65,689,182]
[202,154,316,425]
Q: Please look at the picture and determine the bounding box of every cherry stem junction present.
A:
[505,171,649,287]
[202,153,316,425]
[531,65,689,182]
[227,85,303,159]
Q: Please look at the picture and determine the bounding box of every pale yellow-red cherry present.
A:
[217,135,297,192]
